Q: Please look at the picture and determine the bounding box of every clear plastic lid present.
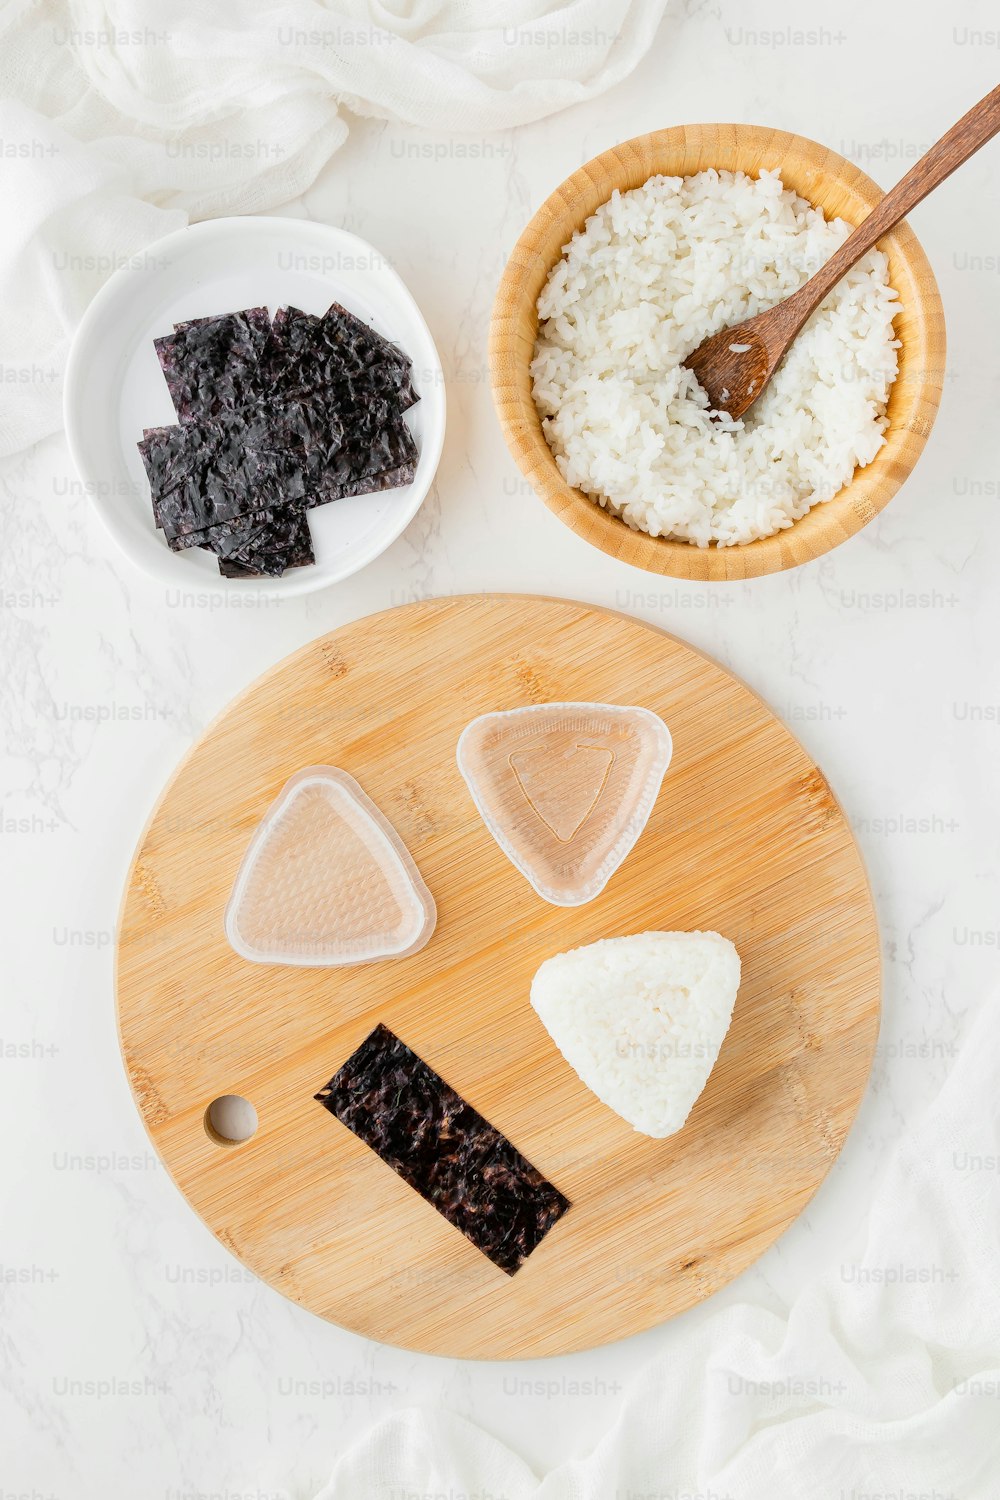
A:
[456,704,672,906]
[224,767,436,966]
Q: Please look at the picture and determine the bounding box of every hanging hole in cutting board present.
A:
[205,1094,258,1146]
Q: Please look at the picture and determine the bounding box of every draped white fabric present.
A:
[0,0,669,455]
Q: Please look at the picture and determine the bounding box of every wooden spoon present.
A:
[684,84,1000,420]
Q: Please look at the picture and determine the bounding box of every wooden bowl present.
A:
[489,125,946,581]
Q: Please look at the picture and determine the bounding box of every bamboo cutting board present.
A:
[117,595,880,1358]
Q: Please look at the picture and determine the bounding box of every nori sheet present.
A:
[259,304,417,427]
[140,298,420,578]
[320,301,419,411]
[315,1024,570,1276]
[212,504,314,577]
[252,307,345,457]
[155,307,270,422]
[253,305,418,505]
[305,411,418,506]
[138,416,303,543]
[322,459,417,503]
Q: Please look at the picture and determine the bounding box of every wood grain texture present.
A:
[488,124,947,581]
[116,595,881,1358]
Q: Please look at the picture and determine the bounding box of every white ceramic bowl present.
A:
[64,217,446,598]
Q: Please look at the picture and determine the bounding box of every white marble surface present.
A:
[2,2,999,1495]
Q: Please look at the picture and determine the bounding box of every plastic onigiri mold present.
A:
[456,704,672,906]
[225,767,436,965]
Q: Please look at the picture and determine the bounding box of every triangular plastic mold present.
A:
[457,704,672,906]
[225,767,436,966]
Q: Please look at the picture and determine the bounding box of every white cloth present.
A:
[316,1000,1000,1497]
[0,0,669,457]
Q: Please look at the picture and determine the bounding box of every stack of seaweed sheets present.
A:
[138,304,419,577]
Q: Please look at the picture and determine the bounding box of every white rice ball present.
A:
[530,930,741,1138]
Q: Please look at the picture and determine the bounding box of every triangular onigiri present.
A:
[531,931,741,1137]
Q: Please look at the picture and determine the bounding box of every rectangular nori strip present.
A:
[320,459,417,503]
[253,307,345,446]
[259,306,414,430]
[155,307,271,422]
[138,415,304,542]
[315,1024,570,1275]
[259,304,415,409]
[210,504,314,577]
[252,307,417,506]
[320,301,419,411]
[305,412,418,506]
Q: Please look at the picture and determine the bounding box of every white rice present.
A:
[530,930,741,1138]
[531,170,901,546]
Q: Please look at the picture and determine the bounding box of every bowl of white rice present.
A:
[489,126,945,579]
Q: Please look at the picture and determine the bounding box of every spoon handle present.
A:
[786,82,1000,317]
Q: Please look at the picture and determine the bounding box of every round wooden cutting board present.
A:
[117,595,880,1358]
